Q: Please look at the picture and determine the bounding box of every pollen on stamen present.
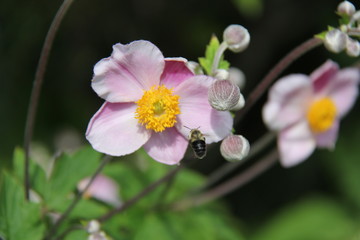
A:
[135,85,181,132]
[307,97,337,133]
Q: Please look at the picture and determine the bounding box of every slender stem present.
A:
[211,41,228,75]
[23,0,75,200]
[46,155,112,240]
[173,149,278,210]
[98,163,185,222]
[194,131,276,193]
[234,37,322,124]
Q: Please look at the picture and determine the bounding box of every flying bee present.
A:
[184,126,207,159]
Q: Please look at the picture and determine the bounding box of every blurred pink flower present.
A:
[263,60,359,167]
[78,175,121,207]
[86,40,232,165]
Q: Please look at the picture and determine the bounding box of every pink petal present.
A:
[160,58,194,89]
[323,67,360,117]
[143,127,188,165]
[91,40,165,102]
[278,120,316,167]
[174,75,233,143]
[315,120,339,149]
[262,74,313,131]
[78,175,121,207]
[86,102,151,156]
[310,60,339,93]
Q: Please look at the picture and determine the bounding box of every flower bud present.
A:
[229,93,245,111]
[228,67,246,90]
[351,11,360,24]
[86,220,101,234]
[223,24,250,53]
[208,79,241,111]
[346,37,360,57]
[324,29,347,53]
[213,69,230,80]
[337,1,356,16]
[220,135,250,162]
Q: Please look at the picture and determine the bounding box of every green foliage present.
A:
[0,171,45,240]
[1,146,246,240]
[198,35,230,75]
[323,121,360,211]
[250,197,356,240]
[133,209,245,240]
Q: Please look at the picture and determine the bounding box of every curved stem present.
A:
[211,41,228,75]
[194,131,276,193]
[23,0,75,200]
[46,155,112,240]
[234,37,322,124]
[98,163,185,222]
[173,149,278,210]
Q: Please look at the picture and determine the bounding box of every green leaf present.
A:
[43,146,102,210]
[0,171,45,240]
[11,147,48,200]
[199,35,230,75]
[251,197,356,240]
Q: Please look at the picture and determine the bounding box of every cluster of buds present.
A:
[208,24,250,112]
[208,25,251,161]
[323,1,360,57]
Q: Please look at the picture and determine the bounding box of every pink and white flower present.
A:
[263,60,359,167]
[86,40,233,165]
[78,175,121,207]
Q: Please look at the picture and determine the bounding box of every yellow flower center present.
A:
[306,97,337,133]
[135,85,180,132]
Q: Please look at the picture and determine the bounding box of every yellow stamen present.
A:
[306,97,337,133]
[135,85,180,132]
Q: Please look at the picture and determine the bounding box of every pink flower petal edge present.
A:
[143,127,189,165]
[174,75,233,143]
[86,102,151,156]
[91,40,165,103]
[278,121,316,167]
[262,74,313,131]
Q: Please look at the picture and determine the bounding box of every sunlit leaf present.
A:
[0,171,45,240]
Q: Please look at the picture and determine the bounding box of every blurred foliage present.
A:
[0,147,246,239]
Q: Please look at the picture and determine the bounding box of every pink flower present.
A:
[263,60,359,167]
[78,175,121,207]
[86,40,233,165]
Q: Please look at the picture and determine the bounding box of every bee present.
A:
[184,126,207,159]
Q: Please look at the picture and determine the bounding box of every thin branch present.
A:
[46,155,112,240]
[173,149,278,210]
[23,0,75,200]
[98,163,185,222]
[235,37,322,124]
[194,131,276,193]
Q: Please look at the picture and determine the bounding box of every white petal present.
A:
[143,127,188,165]
[278,120,316,167]
[86,102,151,156]
[92,40,164,102]
[263,74,313,131]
